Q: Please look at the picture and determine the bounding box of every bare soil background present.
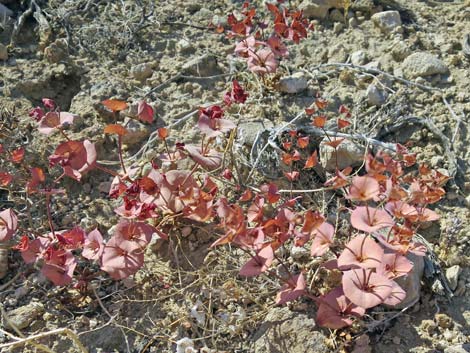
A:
[0,0,469,352]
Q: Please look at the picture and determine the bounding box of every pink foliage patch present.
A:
[337,235,384,270]
[342,269,393,309]
[0,208,18,242]
[350,206,394,233]
[239,245,274,277]
[316,287,365,329]
[38,111,76,135]
[49,140,97,181]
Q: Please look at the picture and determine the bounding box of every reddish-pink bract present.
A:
[350,206,394,233]
[342,269,393,309]
[337,234,384,270]
[0,208,18,242]
[316,287,365,329]
[48,140,97,181]
[239,245,274,277]
[137,101,154,123]
[82,229,104,261]
[38,111,76,135]
[276,273,306,305]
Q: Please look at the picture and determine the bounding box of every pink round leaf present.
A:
[100,236,145,280]
[342,269,393,309]
[337,234,384,270]
[113,219,155,251]
[0,208,18,242]
[382,280,406,306]
[239,245,274,277]
[49,140,97,181]
[316,286,365,329]
[137,101,154,123]
[310,221,334,257]
[41,249,77,286]
[350,206,394,233]
[82,229,104,261]
[276,273,306,305]
[38,111,77,135]
[376,253,413,279]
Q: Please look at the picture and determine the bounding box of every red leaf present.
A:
[304,150,318,169]
[337,118,351,129]
[239,189,253,202]
[324,138,344,149]
[276,273,306,305]
[284,171,300,181]
[10,147,25,163]
[102,99,128,112]
[104,124,128,136]
[297,136,309,149]
[315,98,328,110]
[239,246,274,277]
[311,115,326,128]
[137,101,154,123]
[305,108,315,115]
[0,172,13,186]
[157,127,168,139]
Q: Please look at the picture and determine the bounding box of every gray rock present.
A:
[319,138,365,172]
[333,22,344,34]
[182,54,220,77]
[402,52,449,78]
[4,302,45,330]
[371,11,402,33]
[236,120,274,147]
[44,38,69,64]
[444,344,470,353]
[366,84,388,106]
[0,43,8,61]
[329,9,344,22]
[351,0,375,12]
[278,72,308,93]
[393,253,424,309]
[299,0,343,19]
[351,50,368,65]
[131,62,153,81]
[176,39,195,55]
[445,265,461,291]
[364,60,381,70]
[253,307,329,353]
[122,118,150,145]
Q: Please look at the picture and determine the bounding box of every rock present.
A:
[364,60,381,70]
[320,138,364,172]
[278,72,308,93]
[444,344,470,353]
[237,120,274,147]
[392,253,424,309]
[5,302,45,330]
[435,313,453,329]
[299,0,343,19]
[366,84,388,106]
[371,11,402,33]
[329,9,344,22]
[402,52,449,78]
[182,54,220,77]
[131,62,153,81]
[391,41,412,61]
[176,39,195,55]
[351,50,368,65]
[252,307,329,353]
[351,0,375,13]
[333,22,344,34]
[121,118,150,145]
[44,38,69,63]
[0,43,8,61]
[445,265,461,291]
